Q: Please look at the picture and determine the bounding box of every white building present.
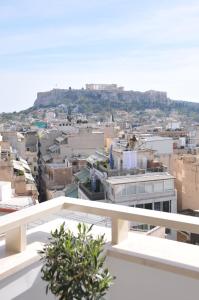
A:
[106,172,177,238]
[139,136,173,155]
[0,181,36,214]
[45,111,56,121]
[106,173,176,208]
[166,121,181,131]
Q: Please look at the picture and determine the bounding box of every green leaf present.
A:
[39,223,115,299]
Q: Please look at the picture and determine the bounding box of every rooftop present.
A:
[0,197,199,299]
[0,195,34,210]
[46,163,70,169]
[106,172,174,185]
[141,136,173,142]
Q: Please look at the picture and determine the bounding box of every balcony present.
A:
[79,182,105,200]
[95,162,166,177]
[95,162,145,177]
[0,197,199,299]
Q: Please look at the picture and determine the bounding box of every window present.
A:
[144,203,152,210]
[137,183,145,193]
[134,224,149,231]
[115,184,126,197]
[111,187,114,197]
[145,183,153,193]
[126,183,136,195]
[154,202,161,211]
[154,181,163,193]
[136,204,144,209]
[165,228,171,234]
[163,201,170,212]
[164,179,174,191]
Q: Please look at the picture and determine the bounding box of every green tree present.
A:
[39,223,114,300]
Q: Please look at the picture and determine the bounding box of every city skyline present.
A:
[1,0,199,112]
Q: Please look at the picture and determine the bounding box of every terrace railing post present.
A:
[5,225,26,253]
[111,218,129,245]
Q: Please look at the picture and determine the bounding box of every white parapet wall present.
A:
[1,234,199,300]
[0,197,199,299]
[0,181,12,202]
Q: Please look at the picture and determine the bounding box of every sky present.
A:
[1,0,199,112]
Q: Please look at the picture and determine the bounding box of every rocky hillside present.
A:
[34,88,199,114]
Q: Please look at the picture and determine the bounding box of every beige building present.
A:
[0,171,37,214]
[171,154,199,211]
[60,129,104,159]
[43,162,73,200]
[38,128,104,160]
[0,142,37,199]
[24,131,38,176]
[102,125,117,150]
[1,131,25,158]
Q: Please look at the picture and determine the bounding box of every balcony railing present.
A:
[95,163,166,177]
[79,183,105,200]
[1,196,199,254]
[1,197,199,299]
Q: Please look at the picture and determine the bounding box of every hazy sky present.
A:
[1,0,199,112]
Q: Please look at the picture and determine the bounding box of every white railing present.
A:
[1,196,199,253]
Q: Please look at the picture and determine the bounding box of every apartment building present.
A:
[0,180,37,214]
[106,173,176,210]
[138,135,173,155]
[37,127,104,201]
[171,154,199,211]
[24,131,38,176]
[60,129,104,158]
[0,131,26,158]
[0,136,38,212]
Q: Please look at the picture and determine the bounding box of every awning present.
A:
[20,159,31,171]
[65,184,78,198]
[48,144,59,153]
[25,173,34,182]
[87,154,107,165]
[55,136,65,143]
[13,160,24,172]
[43,154,52,162]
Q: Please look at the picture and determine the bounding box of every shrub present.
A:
[39,223,114,300]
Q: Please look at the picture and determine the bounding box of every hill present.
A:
[34,88,199,115]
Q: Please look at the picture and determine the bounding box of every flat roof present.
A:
[0,195,34,208]
[47,163,69,169]
[142,136,172,142]
[0,181,11,187]
[106,172,174,185]
[1,214,199,284]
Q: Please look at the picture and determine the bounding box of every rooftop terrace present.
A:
[0,197,199,299]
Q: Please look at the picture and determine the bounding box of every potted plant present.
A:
[39,222,114,300]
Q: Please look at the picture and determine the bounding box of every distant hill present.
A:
[34,88,199,114]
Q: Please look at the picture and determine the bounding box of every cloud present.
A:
[1,1,199,111]
[1,1,199,57]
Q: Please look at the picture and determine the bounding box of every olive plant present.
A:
[39,223,114,300]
